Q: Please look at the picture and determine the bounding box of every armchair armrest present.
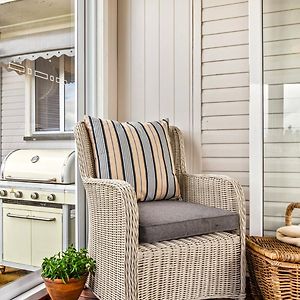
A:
[180,173,246,288]
[82,177,138,300]
[180,173,246,235]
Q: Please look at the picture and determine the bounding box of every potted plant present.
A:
[41,245,96,300]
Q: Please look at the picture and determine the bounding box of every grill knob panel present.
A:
[47,194,56,201]
[15,191,23,198]
[0,190,7,197]
[31,192,39,200]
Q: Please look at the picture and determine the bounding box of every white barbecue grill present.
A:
[0,149,76,270]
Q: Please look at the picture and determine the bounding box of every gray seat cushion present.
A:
[138,200,239,243]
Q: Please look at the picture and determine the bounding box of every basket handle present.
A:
[285,203,300,226]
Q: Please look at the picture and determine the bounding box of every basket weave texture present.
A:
[75,121,246,300]
[247,203,300,300]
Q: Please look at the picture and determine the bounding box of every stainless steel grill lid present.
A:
[1,149,75,184]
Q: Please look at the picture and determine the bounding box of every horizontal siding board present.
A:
[203,59,248,75]
[202,87,249,102]
[266,98,300,114]
[203,16,248,35]
[202,144,249,157]
[266,113,300,129]
[1,90,24,97]
[1,82,24,91]
[202,129,249,144]
[265,54,300,71]
[2,109,24,117]
[203,73,248,89]
[265,40,300,57]
[202,101,248,116]
[203,45,248,62]
[264,217,293,231]
[264,25,300,43]
[203,158,249,172]
[202,0,247,9]
[265,129,300,143]
[203,30,248,49]
[263,0,300,13]
[264,202,300,218]
[265,69,300,84]
[264,9,300,28]
[2,102,24,111]
[265,173,300,188]
[265,158,300,173]
[202,115,249,130]
[2,115,25,123]
[203,2,247,21]
[265,143,300,157]
[265,187,300,202]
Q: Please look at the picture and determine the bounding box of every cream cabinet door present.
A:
[3,207,31,265]
[31,210,62,267]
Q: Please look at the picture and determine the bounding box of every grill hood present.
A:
[1,149,75,184]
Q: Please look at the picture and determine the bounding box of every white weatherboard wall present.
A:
[201,1,250,221]
[118,0,250,220]
[1,68,73,162]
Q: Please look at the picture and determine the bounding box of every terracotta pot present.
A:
[43,275,88,300]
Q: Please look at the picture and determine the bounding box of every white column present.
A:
[75,0,117,248]
[249,0,263,236]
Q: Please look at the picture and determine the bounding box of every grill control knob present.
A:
[15,191,23,198]
[47,194,56,201]
[31,192,39,200]
[0,190,7,197]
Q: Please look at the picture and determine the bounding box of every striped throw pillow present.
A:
[84,116,181,201]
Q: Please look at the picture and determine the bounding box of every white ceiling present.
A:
[0,0,73,27]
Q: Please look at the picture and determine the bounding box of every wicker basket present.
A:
[247,203,300,300]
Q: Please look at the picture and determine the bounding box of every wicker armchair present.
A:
[74,122,246,300]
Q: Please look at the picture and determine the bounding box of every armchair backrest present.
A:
[74,121,187,180]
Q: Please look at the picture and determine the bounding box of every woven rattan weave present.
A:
[74,121,246,300]
[247,203,300,300]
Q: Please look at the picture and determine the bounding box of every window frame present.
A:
[24,54,75,139]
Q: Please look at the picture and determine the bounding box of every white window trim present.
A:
[24,55,74,137]
[249,0,264,236]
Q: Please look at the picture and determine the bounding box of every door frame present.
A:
[249,0,264,236]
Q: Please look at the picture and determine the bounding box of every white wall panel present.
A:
[201,0,250,212]
[117,0,198,171]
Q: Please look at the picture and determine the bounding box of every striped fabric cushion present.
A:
[84,116,181,201]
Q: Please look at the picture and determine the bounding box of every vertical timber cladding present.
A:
[117,0,201,172]
[201,0,250,224]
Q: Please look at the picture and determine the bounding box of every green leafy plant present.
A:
[41,245,96,283]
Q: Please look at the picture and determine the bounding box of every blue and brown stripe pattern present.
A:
[84,116,181,201]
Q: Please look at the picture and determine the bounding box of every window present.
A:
[30,54,75,135]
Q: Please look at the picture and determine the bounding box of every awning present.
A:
[0,27,74,62]
[0,48,75,65]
